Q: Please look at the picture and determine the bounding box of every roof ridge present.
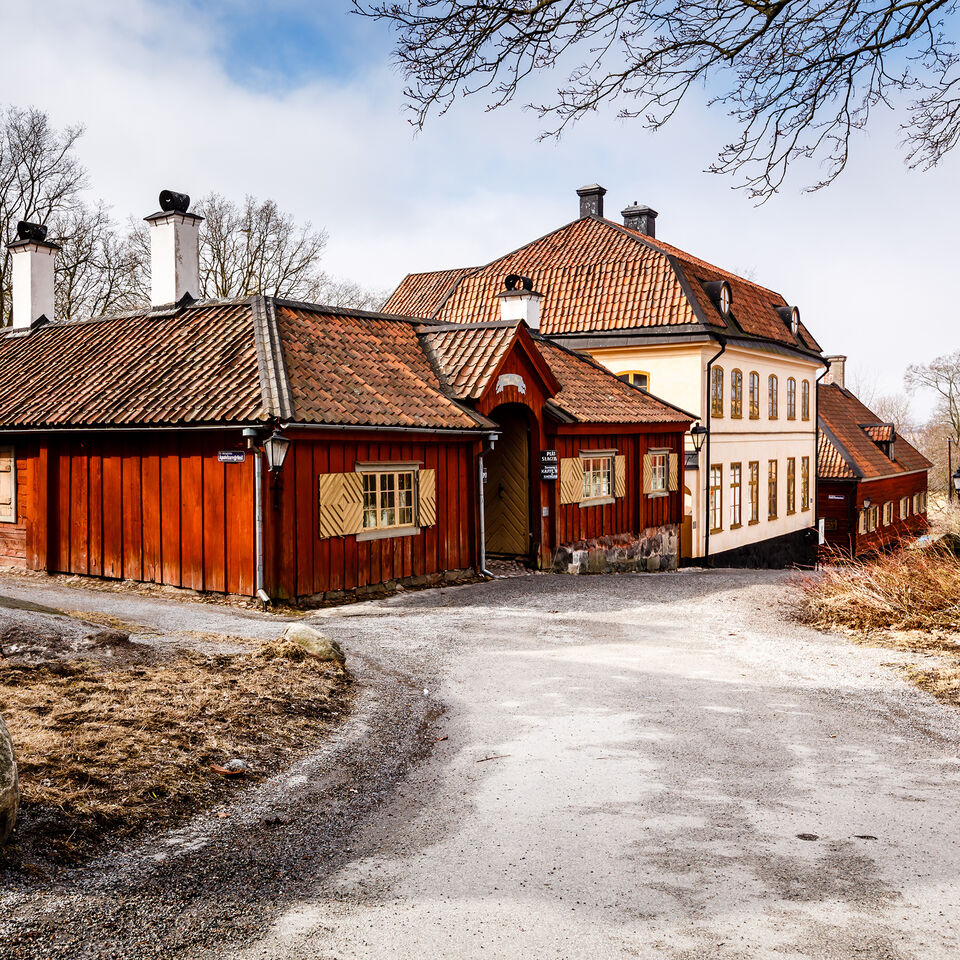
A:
[271,296,434,324]
[252,296,295,420]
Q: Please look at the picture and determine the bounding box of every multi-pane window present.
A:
[921,491,928,512]
[787,378,797,420]
[749,372,760,419]
[711,366,724,417]
[883,501,894,525]
[786,458,796,514]
[901,495,911,518]
[730,463,742,527]
[801,380,810,420]
[650,452,668,493]
[768,460,778,519]
[801,457,810,511]
[362,470,415,531]
[768,375,779,419]
[582,456,613,500]
[709,465,723,533]
[619,371,649,391]
[731,370,743,418]
[748,461,759,523]
[912,492,921,514]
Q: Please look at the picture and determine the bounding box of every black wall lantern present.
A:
[690,424,708,453]
[263,431,291,473]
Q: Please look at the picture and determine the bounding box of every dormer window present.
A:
[719,283,732,317]
[704,280,733,318]
[776,304,801,337]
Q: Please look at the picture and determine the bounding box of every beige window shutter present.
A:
[0,447,14,523]
[614,454,626,498]
[318,472,364,538]
[418,469,437,526]
[858,510,865,535]
[642,453,653,495]
[559,457,584,505]
[668,453,679,492]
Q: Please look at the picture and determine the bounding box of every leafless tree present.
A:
[848,368,917,440]
[356,0,960,199]
[906,350,960,443]
[312,276,388,311]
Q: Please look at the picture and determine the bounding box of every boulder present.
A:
[0,713,19,845]
[281,623,346,664]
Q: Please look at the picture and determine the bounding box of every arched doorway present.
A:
[485,405,532,557]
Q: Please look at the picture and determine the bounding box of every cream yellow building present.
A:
[386,184,826,566]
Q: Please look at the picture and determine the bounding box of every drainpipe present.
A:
[478,434,499,578]
[815,358,832,567]
[702,336,727,566]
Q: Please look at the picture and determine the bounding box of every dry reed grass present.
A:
[0,641,350,862]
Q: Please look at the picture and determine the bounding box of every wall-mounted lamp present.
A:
[263,431,291,473]
[690,424,708,453]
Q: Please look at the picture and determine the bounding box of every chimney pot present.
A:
[145,190,203,307]
[7,226,60,331]
[824,355,846,389]
[576,184,606,219]
[496,275,543,330]
[622,203,658,237]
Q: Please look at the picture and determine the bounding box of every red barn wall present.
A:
[265,431,480,601]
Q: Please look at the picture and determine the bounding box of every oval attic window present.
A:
[719,282,732,316]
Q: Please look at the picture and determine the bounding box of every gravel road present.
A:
[2,569,960,959]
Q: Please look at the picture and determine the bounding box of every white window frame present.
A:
[580,450,615,504]
[356,460,421,540]
[650,450,668,494]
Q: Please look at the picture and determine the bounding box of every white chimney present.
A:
[497,275,544,330]
[7,222,59,331]
[824,355,846,389]
[144,190,203,307]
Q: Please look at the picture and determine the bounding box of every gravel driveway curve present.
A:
[3,568,960,960]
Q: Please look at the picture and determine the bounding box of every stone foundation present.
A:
[551,526,679,575]
[302,567,478,607]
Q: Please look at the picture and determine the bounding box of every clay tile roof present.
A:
[418,322,518,401]
[383,267,478,318]
[273,303,488,430]
[384,216,823,353]
[0,299,267,428]
[818,382,931,480]
[535,338,694,424]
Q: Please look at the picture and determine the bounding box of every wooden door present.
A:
[485,410,530,556]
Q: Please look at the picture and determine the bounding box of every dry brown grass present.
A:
[798,547,960,710]
[0,641,350,863]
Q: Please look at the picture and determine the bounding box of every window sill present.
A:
[730,523,742,530]
[356,525,421,542]
[579,496,615,508]
[748,519,760,526]
[768,515,778,521]
[646,491,669,499]
[710,527,723,535]
[787,510,796,516]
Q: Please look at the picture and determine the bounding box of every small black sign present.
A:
[218,450,246,464]
[540,449,558,481]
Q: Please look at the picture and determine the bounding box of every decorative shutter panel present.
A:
[559,458,584,505]
[642,454,653,495]
[418,469,437,527]
[0,447,14,522]
[668,454,679,492]
[318,473,364,538]
[858,510,865,535]
[614,455,626,498]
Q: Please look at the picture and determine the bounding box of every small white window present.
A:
[719,283,732,316]
[650,453,667,493]
[581,456,613,501]
[362,469,416,531]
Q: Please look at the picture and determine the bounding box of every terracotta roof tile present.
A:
[418,323,516,400]
[818,383,931,480]
[382,267,478,318]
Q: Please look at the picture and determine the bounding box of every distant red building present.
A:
[818,358,930,557]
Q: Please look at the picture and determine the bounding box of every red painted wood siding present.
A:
[264,432,479,600]
[41,432,255,594]
[819,472,928,556]
[551,429,684,545]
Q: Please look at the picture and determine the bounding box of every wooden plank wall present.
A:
[46,432,255,595]
[0,445,32,569]
[553,429,684,545]
[266,433,478,600]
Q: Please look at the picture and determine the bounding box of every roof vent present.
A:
[704,280,732,318]
[16,221,48,243]
[576,184,606,219]
[497,274,543,330]
[622,203,658,238]
[159,190,191,214]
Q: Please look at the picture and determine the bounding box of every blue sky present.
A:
[1,0,957,418]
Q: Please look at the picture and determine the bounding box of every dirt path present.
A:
[3,569,960,959]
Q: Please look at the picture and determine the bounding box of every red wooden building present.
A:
[817,360,931,557]
[0,215,693,600]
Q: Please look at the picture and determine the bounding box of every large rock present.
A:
[281,623,346,664]
[0,713,19,846]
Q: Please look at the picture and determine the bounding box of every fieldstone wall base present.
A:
[552,526,679,575]
[303,567,477,607]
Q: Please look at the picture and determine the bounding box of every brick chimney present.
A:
[7,221,60,331]
[497,275,543,330]
[144,190,203,306]
[622,202,658,238]
[824,355,846,388]
[577,184,606,219]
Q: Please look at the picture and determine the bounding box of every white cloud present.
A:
[1,0,957,418]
